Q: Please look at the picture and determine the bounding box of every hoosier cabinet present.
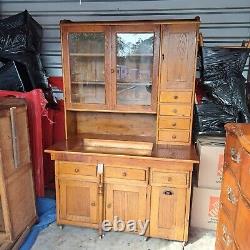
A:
[46,18,200,243]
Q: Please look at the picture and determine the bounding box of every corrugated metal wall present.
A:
[1,0,250,76]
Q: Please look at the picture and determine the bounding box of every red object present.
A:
[43,77,65,189]
[0,89,47,197]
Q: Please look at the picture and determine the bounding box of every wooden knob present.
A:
[75,168,79,173]
[172,135,177,139]
[173,95,178,100]
[111,68,115,73]
[91,202,96,206]
[107,203,112,208]
[168,177,172,182]
[173,109,177,114]
[172,122,177,127]
[122,172,127,177]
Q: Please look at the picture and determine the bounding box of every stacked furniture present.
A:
[46,18,200,243]
[0,98,36,249]
[216,123,250,250]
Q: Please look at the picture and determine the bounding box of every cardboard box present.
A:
[197,136,225,189]
[191,187,221,230]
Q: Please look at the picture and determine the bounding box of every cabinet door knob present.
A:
[173,95,178,100]
[167,177,172,182]
[173,109,177,114]
[75,168,80,173]
[163,190,173,196]
[172,122,177,127]
[107,203,112,208]
[111,68,115,73]
[122,172,127,177]
[91,202,96,207]
[172,135,177,139]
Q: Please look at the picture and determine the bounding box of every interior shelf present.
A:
[117,82,152,86]
[70,53,105,57]
[72,81,105,85]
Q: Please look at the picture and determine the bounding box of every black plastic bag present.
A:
[0,10,48,90]
[201,47,250,122]
[0,61,25,91]
[194,102,238,136]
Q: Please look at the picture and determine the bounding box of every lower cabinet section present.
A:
[58,178,98,226]
[150,186,187,241]
[55,161,192,242]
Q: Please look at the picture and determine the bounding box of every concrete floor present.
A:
[32,224,215,250]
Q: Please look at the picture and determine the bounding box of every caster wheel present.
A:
[182,241,187,249]
[144,237,150,241]
[99,235,103,239]
[58,225,64,230]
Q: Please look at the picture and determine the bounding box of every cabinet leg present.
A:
[57,224,64,230]
[182,241,187,249]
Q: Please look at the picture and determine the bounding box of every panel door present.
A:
[160,23,198,90]
[150,186,187,241]
[111,25,160,113]
[105,184,147,233]
[61,25,111,110]
[58,178,98,224]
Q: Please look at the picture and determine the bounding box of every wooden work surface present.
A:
[45,133,199,163]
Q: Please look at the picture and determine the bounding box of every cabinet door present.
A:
[160,24,198,90]
[61,25,111,110]
[150,186,187,241]
[111,25,160,113]
[105,184,147,232]
[58,179,98,225]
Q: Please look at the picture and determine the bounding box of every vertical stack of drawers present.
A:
[158,91,193,144]
[156,23,198,145]
[216,123,250,250]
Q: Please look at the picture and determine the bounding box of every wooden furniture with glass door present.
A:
[46,18,200,243]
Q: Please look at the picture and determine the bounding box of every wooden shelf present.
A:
[117,82,152,86]
[72,81,105,85]
[70,53,104,57]
[118,54,153,57]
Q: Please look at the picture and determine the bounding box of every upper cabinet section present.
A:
[61,21,199,113]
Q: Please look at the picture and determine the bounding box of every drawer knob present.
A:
[122,172,127,177]
[172,135,177,139]
[107,203,112,208]
[227,187,238,205]
[230,148,241,163]
[172,122,177,127]
[163,190,173,196]
[167,177,172,182]
[75,168,80,173]
[91,202,96,207]
[173,109,177,114]
[173,95,178,100]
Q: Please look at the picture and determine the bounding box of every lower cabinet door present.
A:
[150,186,187,241]
[105,184,147,234]
[58,178,98,225]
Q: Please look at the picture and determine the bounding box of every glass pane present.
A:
[116,33,154,106]
[69,32,105,104]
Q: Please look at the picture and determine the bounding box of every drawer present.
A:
[158,129,190,143]
[217,206,236,250]
[160,91,192,103]
[239,148,250,202]
[158,116,190,130]
[151,171,188,186]
[57,162,96,177]
[159,104,191,116]
[221,167,239,222]
[105,166,146,181]
[234,197,250,250]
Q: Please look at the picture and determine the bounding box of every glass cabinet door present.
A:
[68,29,107,106]
[113,26,160,112]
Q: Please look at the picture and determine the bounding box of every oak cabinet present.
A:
[150,186,187,241]
[105,184,147,226]
[47,18,200,243]
[58,178,98,225]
